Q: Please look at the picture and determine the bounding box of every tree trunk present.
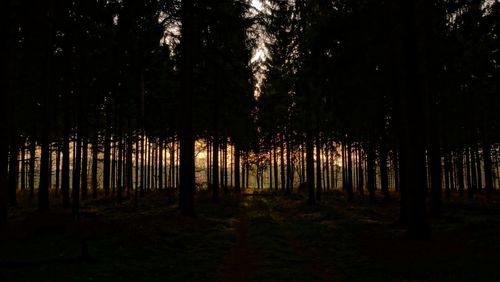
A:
[483,130,493,197]
[117,135,123,203]
[444,151,451,199]
[429,133,442,216]
[358,146,364,196]
[212,135,219,202]
[306,130,315,204]
[273,138,279,190]
[286,137,292,194]
[245,151,250,188]
[55,143,60,197]
[126,132,133,198]
[315,134,322,201]
[179,0,196,215]
[346,141,354,201]
[20,143,26,192]
[8,139,18,206]
[224,140,228,194]
[159,139,163,191]
[0,140,7,224]
[92,134,98,200]
[234,145,241,192]
[268,149,272,190]
[111,138,117,195]
[468,147,475,199]
[61,118,70,208]
[72,130,82,216]
[280,134,286,191]
[379,142,389,200]
[29,135,36,199]
[342,142,346,192]
[398,0,429,239]
[474,143,482,193]
[367,138,376,204]
[103,105,112,197]
[325,142,331,191]
[81,134,88,201]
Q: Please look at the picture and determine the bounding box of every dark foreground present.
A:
[1,191,500,282]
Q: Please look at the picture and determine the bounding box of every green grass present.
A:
[2,191,500,281]
[0,192,241,282]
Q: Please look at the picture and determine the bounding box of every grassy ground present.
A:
[1,190,500,281]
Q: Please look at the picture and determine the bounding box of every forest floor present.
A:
[1,190,500,281]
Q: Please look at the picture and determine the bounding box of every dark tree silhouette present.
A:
[178,0,196,216]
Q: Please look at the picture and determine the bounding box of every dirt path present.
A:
[217,200,258,282]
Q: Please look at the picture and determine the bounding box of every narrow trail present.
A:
[219,193,336,281]
[218,198,258,282]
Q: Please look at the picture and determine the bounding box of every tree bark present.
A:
[234,144,241,192]
[29,135,36,199]
[179,0,196,215]
[398,0,429,239]
[212,134,219,202]
[8,139,18,206]
[315,134,322,201]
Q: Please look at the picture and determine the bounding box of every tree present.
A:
[397,0,430,239]
[178,0,196,216]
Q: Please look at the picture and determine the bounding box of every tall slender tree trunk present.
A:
[273,138,279,190]
[280,135,285,191]
[55,143,61,197]
[269,149,273,190]
[380,142,389,200]
[315,134,322,201]
[331,143,336,189]
[126,132,133,197]
[61,116,70,208]
[245,151,250,188]
[20,143,26,191]
[0,0,10,224]
[179,0,196,215]
[0,140,7,224]
[140,135,146,195]
[398,0,429,238]
[325,142,331,191]
[117,134,123,203]
[483,129,493,197]
[286,137,292,194]
[367,138,376,204]
[444,151,451,199]
[341,142,347,192]
[103,103,112,197]
[159,139,163,191]
[393,149,400,193]
[457,149,465,197]
[358,146,364,196]
[474,143,482,192]
[306,130,315,205]
[8,139,18,206]
[111,138,117,194]
[212,135,219,202]
[72,129,82,216]
[469,147,476,198]
[234,145,241,192]
[346,141,354,201]
[301,143,306,184]
[38,0,55,212]
[92,134,98,200]
[449,151,455,192]
[29,135,36,199]
[81,133,88,201]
